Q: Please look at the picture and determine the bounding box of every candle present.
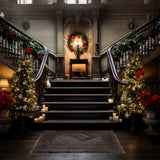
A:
[43,105,46,109]
[34,118,38,122]
[39,116,44,121]
[112,113,116,117]
[45,107,48,112]
[42,114,45,117]
[119,119,122,123]
[41,108,46,112]
[108,99,113,103]
[46,80,51,88]
[114,116,119,122]
[109,116,113,121]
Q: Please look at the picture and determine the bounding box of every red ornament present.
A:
[25,47,34,56]
[147,30,152,37]
[8,31,14,40]
[37,54,42,60]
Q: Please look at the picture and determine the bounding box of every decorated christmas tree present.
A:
[10,58,39,120]
[117,55,145,119]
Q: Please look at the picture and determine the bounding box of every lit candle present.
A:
[112,113,116,117]
[39,116,44,121]
[119,119,122,123]
[108,99,113,103]
[34,118,38,122]
[115,116,119,122]
[43,105,46,109]
[45,107,48,112]
[42,114,45,117]
[41,108,46,112]
[46,80,51,88]
[109,116,113,121]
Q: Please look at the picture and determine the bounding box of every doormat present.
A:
[31,130,125,153]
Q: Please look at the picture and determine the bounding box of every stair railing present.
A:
[100,16,160,102]
[0,16,53,81]
[101,17,160,83]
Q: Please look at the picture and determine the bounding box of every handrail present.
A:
[100,16,160,84]
[0,16,51,81]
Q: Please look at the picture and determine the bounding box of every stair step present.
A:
[36,119,118,124]
[42,102,112,105]
[50,80,110,87]
[44,94,111,97]
[46,87,110,89]
[43,110,115,114]
[45,87,111,94]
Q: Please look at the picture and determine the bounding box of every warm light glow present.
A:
[74,40,82,48]
[0,79,9,91]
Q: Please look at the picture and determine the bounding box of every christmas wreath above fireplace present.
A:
[68,32,88,57]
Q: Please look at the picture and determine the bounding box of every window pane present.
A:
[17,0,32,4]
[67,0,76,4]
[79,0,87,4]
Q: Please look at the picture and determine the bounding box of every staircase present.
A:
[35,80,121,129]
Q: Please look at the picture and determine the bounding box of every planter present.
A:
[146,111,156,119]
[0,109,9,119]
[143,118,159,135]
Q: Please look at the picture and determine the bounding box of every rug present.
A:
[31,130,125,153]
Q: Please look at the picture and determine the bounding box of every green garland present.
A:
[68,32,88,55]
[0,20,44,60]
[111,21,160,60]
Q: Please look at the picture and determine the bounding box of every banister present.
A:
[101,16,160,84]
[0,16,51,81]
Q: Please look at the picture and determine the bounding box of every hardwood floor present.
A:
[0,129,160,160]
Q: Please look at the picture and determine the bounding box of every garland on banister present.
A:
[0,20,44,61]
[111,21,160,60]
[68,32,88,55]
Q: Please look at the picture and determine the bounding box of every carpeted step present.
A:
[45,87,111,94]
[41,110,116,120]
[50,80,110,87]
[43,93,112,101]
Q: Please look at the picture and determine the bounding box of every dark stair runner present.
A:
[35,80,121,129]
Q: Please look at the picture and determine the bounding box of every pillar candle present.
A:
[41,108,46,112]
[115,116,119,122]
[109,116,113,121]
[34,118,38,122]
[119,119,122,123]
[108,99,113,103]
[112,113,116,117]
[43,105,46,109]
[45,107,48,112]
[46,80,51,88]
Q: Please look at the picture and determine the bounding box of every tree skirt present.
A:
[31,130,125,153]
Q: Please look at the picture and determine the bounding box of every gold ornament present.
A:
[18,94,23,99]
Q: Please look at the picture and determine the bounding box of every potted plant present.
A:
[139,92,160,119]
[0,90,13,119]
[139,92,160,134]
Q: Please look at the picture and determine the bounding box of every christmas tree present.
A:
[117,55,145,119]
[10,58,39,120]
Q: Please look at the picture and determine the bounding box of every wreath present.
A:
[68,32,88,55]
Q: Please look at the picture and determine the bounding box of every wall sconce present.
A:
[0,79,9,91]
